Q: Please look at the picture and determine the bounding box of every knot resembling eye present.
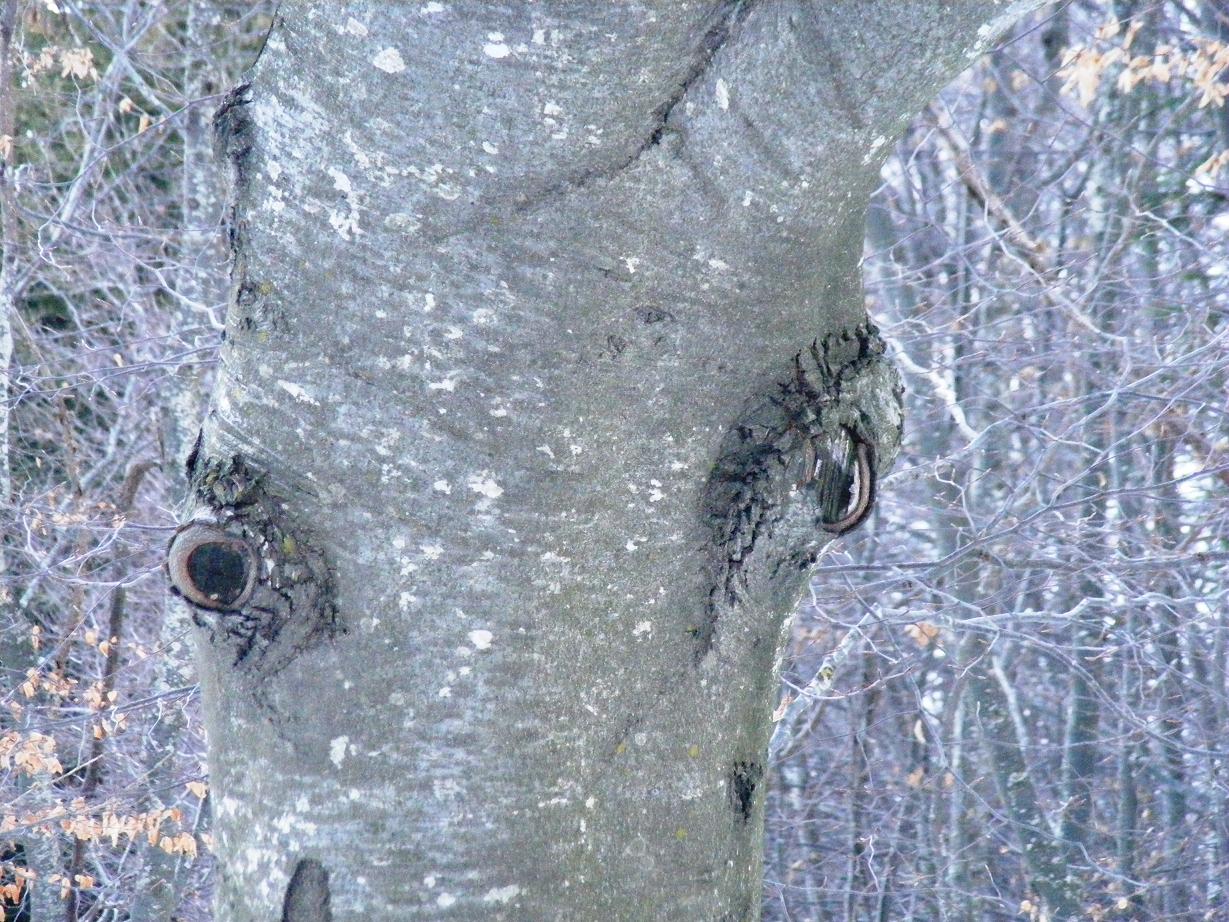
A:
[167,522,256,611]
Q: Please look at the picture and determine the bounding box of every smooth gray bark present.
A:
[180,3,1044,919]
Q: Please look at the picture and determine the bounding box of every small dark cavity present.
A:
[729,760,763,822]
[282,858,332,922]
[186,542,250,608]
[635,305,676,324]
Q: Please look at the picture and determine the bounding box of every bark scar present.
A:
[168,454,341,680]
[282,858,332,922]
[696,322,902,659]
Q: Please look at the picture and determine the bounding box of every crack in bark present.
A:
[281,859,331,922]
[488,0,759,223]
[621,0,758,168]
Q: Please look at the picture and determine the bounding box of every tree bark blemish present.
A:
[281,858,332,922]
[644,0,757,147]
[212,81,271,351]
[728,760,764,823]
[212,82,255,195]
[594,0,759,185]
[698,322,903,659]
[167,454,340,680]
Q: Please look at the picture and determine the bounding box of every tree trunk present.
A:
[178,3,1044,918]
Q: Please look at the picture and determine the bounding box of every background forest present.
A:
[1,1,1226,920]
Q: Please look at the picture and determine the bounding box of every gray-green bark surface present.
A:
[180,3,1044,918]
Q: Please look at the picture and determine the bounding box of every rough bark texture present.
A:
[181,2,1044,918]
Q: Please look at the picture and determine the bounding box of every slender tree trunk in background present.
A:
[132,6,235,918]
[843,652,879,922]
[3,3,72,917]
[0,0,14,535]
[1152,420,1191,919]
[1057,415,1110,873]
[179,3,1045,918]
[0,0,20,670]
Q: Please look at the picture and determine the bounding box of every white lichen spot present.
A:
[345,17,369,37]
[329,168,353,195]
[648,487,665,503]
[742,190,753,207]
[326,167,362,239]
[266,188,287,214]
[421,543,444,561]
[444,325,464,340]
[633,621,652,637]
[432,480,451,494]
[862,134,890,165]
[399,591,416,612]
[483,885,521,904]
[277,380,320,407]
[585,796,596,809]
[372,47,406,73]
[466,474,504,499]
[438,686,452,698]
[540,551,569,563]
[427,377,457,392]
[421,1,445,12]
[267,161,282,181]
[424,874,438,887]
[536,444,556,459]
[715,78,730,111]
[384,212,420,234]
[468,629,493,651]
[329,736,349,768]
[437,893,457,908]
[625,539,638,552]
[543,101,563,117]
[482,140,499,155]
[708,257,730,271]
[483,33,511,58]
